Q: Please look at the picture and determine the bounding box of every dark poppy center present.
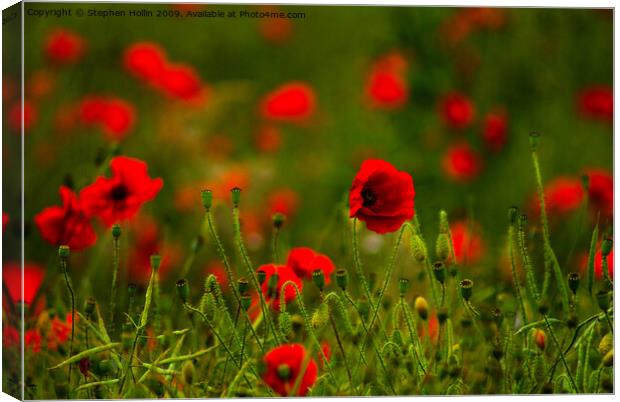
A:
[110,185,129,201]
[361,188,377,207]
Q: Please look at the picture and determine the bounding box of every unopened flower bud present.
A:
[201,189,213,211]
[581,174,590,192]
[127,283,137,297]
[279,311,292,337]
[415,296,429,320]
[599,333,613,355]
[398,278,410,297]
[238,277,249,294]
[534,328,546,351]
[150,254,161,272]
[432,261,446,284]
[492,307,503,328]
[436,233,451,262]
[230,187,242,207]
[311,303,329,329]
[410,234,427,262]
[272,213,285,229]
[602,238,613,257]
[111,224,121,239]
[568,272,580,294]
[460,279,473,301]
[312,269,325,292]
[335,269,348,291]
[596,290,610,311]
[176,279,189,303]
[439,210,450,234]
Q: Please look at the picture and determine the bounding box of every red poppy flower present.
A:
[79,96,136,140]
[27,69,56,100]
[8,100,37,133]
[124,42,167,82]
[3,212,9,232]
[34,186,97,251]
[577,86,612,122]
[260,82,316,122]
[531,177,585,216]
[257,264,303,311]
[349,159,415,234]
[204,261,229,290]
[158,63,203,101]
[482,111,508,151]
[262,343,318,396]
[46,313,74,350]
[439,92,475,129]
[585,169,613,219]
[418,312,439,344]
[286,247,335,284]
[366,70,408,109]
[267,188,300,218]
[25,329,42,353]
[3,325,19,348]
[442,143,482,182]
[255,125,282,153]
[2,262,45,305]
[579,244,614,280]
[45,29,85,65]
[318,342,331,369]
[259,6,293,44]
[80,156,163,227]
[449,220,485,265]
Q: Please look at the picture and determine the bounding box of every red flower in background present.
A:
[204,261,229,290]
[257,264,303,311]
[261,82,316,122]
[255,125,282,153]
[34,186,97,251]
[267,188,300,218]
[585,169,613,219]
[366,70,408,109]
[349,159,415,234]
[287,247,335,284]
[482,111,508,151]
[442,143,482,182]
[80,156,163,227]
[531,177,585,216]
[25,329,42,353]
[579,244,614,280]
[158,64,203,101]
[3,212,9,232]
[124,42,167,82]
[259,6,293,44]
[318,342,331,369]
[578,86,612,122]
[3,325,19,348]
[2,262,44,306]
[27,70,56,100]
[440,92,475,129]
[8,100,37,133]
[79,96,136,140]
[262,343,318,396]
[45,29,85,65]
[449,220,485,265]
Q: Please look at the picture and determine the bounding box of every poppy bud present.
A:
[279,311,292,337]
[596,290,610,311]
[439,210,450,234]
[150,254,161,272]
[529,132,540,150]
[567,272,580,294]
[267,273,279,298]
[277,363,291,380]
[272,213,285,229]
[176,279,189,303]
[460,279,474,301]
[432,261,446,284]
[398,278,410,297]
[437,307,448,324]
[312,269,325,292]
[508,206,518,225]
[201,189,213,211]
[58,245,70,259]
[335,269,348,291]
[190,235,203,254]
[599,333,613,355]
[238,277,249,294]
[533,328,546,351]
[182,360,195,385]
[312,302,329,329]
[410,234,427,262]
[241,294,252,311]
[603,349,613,367]
[436,233,451,262]
[602,238,613,257]
[200,292,216,320]
[85,297,96,317]
[257,269,267,286]
[230,187,242,207]
[415,296,428,320]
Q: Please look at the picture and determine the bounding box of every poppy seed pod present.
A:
[111,224,121,238]
[312,269,325,292]
[335,269,348,291]
[398,278,410,297]
[529,131,541,150]
[238,277,249,294]
[201,189,213,211]
[599,333,613,355]
[257,269,267,286]
[272,213,285,229]
[414,296,429,320]
[432,261,446,284]
[230,187,242,207]
[176,279,189,303]
[84,297,96,317]
[567,272,580,294]
[437,307,448,324]
[150,254,161,272]
[58,245,70,259]
[410,234,427,262]
[460,279,473,301]
[596,290,610,311]
[436,233,451,262]
[276,363,292,381]
[602,238,613,257]
[533,328,546,351]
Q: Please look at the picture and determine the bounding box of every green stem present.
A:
[109,234,120,337]
[508,224,528,324]
[544,315,577,392]
[352,218,375,307]
[517,216,541,303]
[531,148,552,298]
[60,257,76,386]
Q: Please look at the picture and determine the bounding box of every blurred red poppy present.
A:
[439,92,475,129]
[79,96,136,141]
[318,341,331,369]
[255,125,282,153]
[25,329,42,353]
[366,70,408,109]
[3,325,19,348]
[442,143,482,182]
[80,156,163,227]
[45,28,85,65]
[482,111,508,151]
[531,177,585,216]
[2,262,44,306]
[286,247,335,284]
[585,169,613,219]
[8,100,37,133]
[577,85,612,122]
[124,42,167,82]
[449,220,485,265]
[204,261,229,290]
[257,264,303,311]
[27,70,55,100]
[3,212,9,232]
[262,343,318,396]
[158,63,203,101]
[259,6,293,44]
[261,82,316,122]
[349,159,415,234]
[267,188,300,218]
[34,186,97,251]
